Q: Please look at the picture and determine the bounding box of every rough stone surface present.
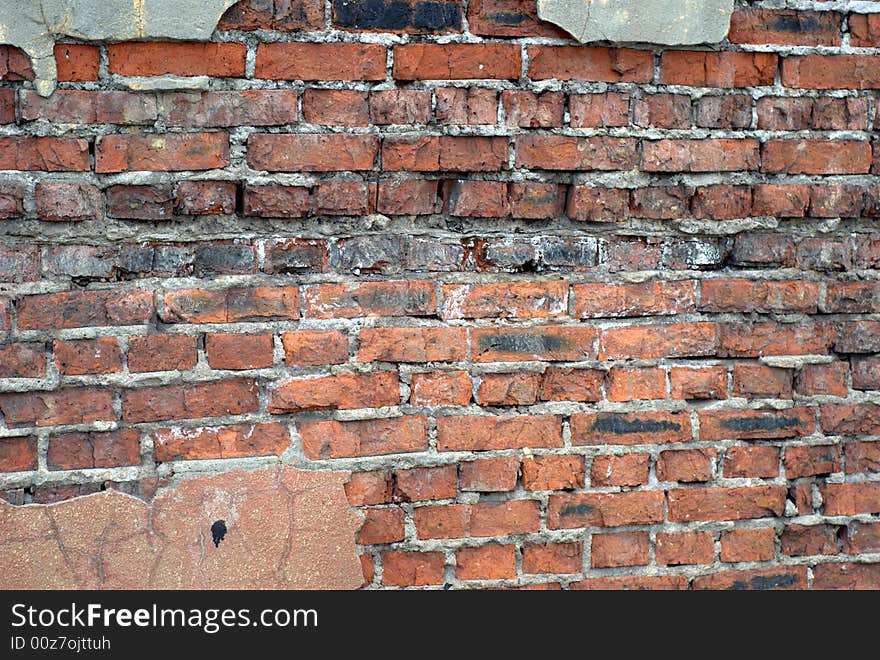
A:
[0,0,238,96]
[537,0,733,45]
[0,466,363,589]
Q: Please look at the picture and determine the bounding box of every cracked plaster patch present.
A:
[537,0,733,45]
[0,0,238,96]
[0,466,364,589]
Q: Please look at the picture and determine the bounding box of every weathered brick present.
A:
[299,416,429,460]
[48,429,140,470]
[128,335,198,373]
[54,338,123,375]
[459,457,519,492]
[96,133,229,173]
[269,372,399,413]
[122,380,258,423]
[436,414,562,451]
[548,491,664,529]
[248,134,379,172]
[394,44,520,80]
[668,486,787,522]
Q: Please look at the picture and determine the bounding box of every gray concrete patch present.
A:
[537,0,734,45]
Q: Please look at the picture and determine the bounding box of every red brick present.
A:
[528,46,652,82]
[566,187,628,222]
[394,465,458,502]
[693,567,807,590]
[784,445,840,479]
[269,371,399,413]
[591,532,649,568]
[108,42,246,77]
[416,500,540,539]
[547,491,664,529]
[20,90,158,125]
[796,363,849,397]
[656,532,715,566]
[219,0,325,31]
[468,0,567,38]
[509,182,565,219]
[633,93,691,128]
[691,185,752,219]
[122,379,258,423]
[694,95,752,129]
[54,44,100,81]
[522,542,582,575]
[574,281,696,319]
[176,181,236,215]
[458,457,519,493]
[256,43,386,80]
[722,446,780,479]
[302,89,369,126]
[165,90,299,127]
[810,185,865,218]
[853,357,880,391]
[521,455,584,491]
[812,563,880,590]
[699,407,814,441]
[823,282,878,315]
[798,238,853,271]
[732,364,793,399]
[590,454,650,487]
[0,437,37,472]
[719,322,833,357]
[444,181,509,218]
[456,545,516,580]
[780,524,838,557]
[668,486,787,522]
[850,13,880,47]
[394,44,520,80]
[539,368,604,403]
[782,55,880,90]
[106,185,174,220]
[570,576,687,591]
[435,87,497,125]
[0,137,90,171]
[569,92,629,128]
[346,471,393,506]
[502,91,564,128]
[631,186,692,219]
[0,185,24,219]
[377,180,438,215]
[410,371,472,406]
[660,51,777,87]
[842,521,880,554]
[54,338,123,375]
[600,322,717,360]
[658,449,715,483]
[822,403,880,437]
[205,333,274,370]
[471,326,597,363]
[0,388,115,428]
[314,181,377,216]
[670,367,728,400]
[476,373,540,406]
[162,286,299,324]
[299,416,429,460]
[516,134,638,170]
[761,140,872,174]
[34,183,99,222]
[0,343,46,378]
[281,330,348,367]
[729,9,841,46]
[96,133,229,173]
[243,186,310,218]
[383,136,507,172]
[605,367,666,402]
[437,414,562,451]
[642,139,759,172]
[381,551,445,587]
[248,133,379,172]
[821,482,880,516]
[721,528,775,563]
[152,423,288,462]
[370,90,432,125]
[304,281,436,319]
[18,290,154,330]
[128,335,198,373]
[572,411,691,446]
[845,442,880,475]
[358,508,405,545]
[752,184,810,217]
[442,281,566,320]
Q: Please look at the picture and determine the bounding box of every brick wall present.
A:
[1,0,879,589]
